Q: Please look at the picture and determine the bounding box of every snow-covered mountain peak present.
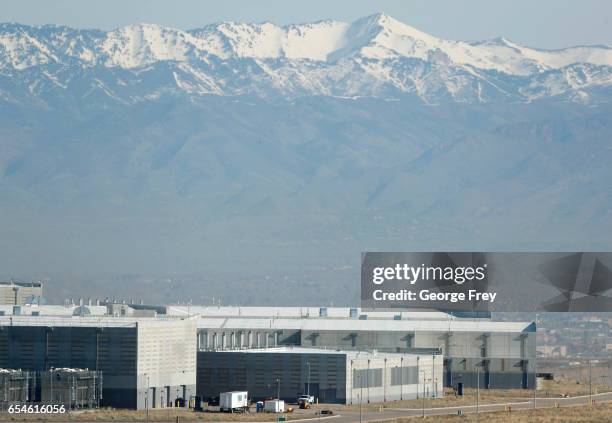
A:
[1,14,611,104]
[328,12,442,61]
[357,12,437,41]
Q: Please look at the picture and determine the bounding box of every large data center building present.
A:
[179,306,536,390]
[0,316,196,409]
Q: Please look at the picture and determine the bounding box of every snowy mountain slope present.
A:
[1,13,611,103]
[190,19,351,61]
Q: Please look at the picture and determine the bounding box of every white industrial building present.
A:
[1,304,536,403]
[177,306,536,390]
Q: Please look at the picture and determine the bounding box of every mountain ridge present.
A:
[1,13,611,103]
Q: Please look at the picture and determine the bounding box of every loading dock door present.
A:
[321,389,337,403]
[150,387,156,408]
[305,383,319,399]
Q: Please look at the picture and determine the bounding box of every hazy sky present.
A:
[1,0,611,49]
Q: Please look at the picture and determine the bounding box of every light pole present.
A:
[476,364,480,416]
[359,372,363,423]
[145,373,150,423]
[400,361,404,401]
[416,356,420,399]
[432,355,436,398]
[307,361,311,398]
[421,372,426,418]
[276,378,280,400]
[533,312,538,410]
[167,395,171,423]
[400,357,404,401]
[354,370,362,423]
[589,359,593,405]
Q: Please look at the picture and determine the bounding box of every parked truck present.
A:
[219,391,249,413]
[298,394,315,404]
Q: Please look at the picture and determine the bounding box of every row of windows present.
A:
[198,331,280,350]
[351,366,419,388]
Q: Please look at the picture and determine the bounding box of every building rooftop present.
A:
[0,315,191,328]
[167,306,457,321]
[0,305,534,333]
[0,304,108,316]
[0,281,42,288]
[0,368,30,374]
[195,316,534,333]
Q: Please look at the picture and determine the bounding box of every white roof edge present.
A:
[201,346,441,357]
[0,316,190,328]
[195,316,533,333]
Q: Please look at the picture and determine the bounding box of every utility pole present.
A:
[307,361,311,398]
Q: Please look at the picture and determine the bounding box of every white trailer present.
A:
[264,399,285,413]
[219,391,249,412]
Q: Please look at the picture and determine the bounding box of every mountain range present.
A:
[1,13,612,103]
[1,14,612,304]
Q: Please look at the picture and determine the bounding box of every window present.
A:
[352,368,383,388]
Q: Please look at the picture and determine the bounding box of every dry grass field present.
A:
[0,407,316,422]
[333,377,612,411]
[1,378,610,422]
[374,402,612,422]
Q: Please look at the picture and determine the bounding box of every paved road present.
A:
[329,391,612,422]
